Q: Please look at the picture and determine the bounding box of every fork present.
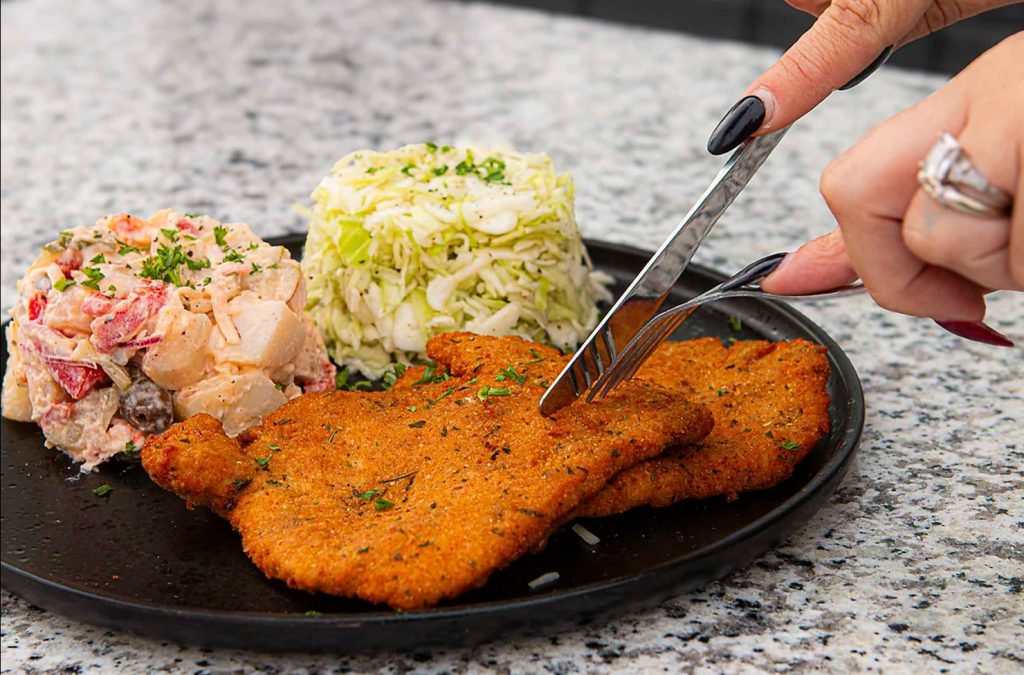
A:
[584,252,865,402]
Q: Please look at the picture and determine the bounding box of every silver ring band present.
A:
[917,132,1013,218]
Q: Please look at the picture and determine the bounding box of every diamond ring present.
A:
[918,132,1012,218]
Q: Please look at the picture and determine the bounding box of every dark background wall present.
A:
[462,0,1022,74]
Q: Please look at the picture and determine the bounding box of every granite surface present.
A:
[2,0,1022,672]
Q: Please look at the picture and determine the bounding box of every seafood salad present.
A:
[1,210,334,470]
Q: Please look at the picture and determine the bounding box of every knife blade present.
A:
[538,126,790,415]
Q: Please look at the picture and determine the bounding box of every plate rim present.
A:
[1,236,864,635]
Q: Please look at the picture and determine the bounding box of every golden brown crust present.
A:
[142,333,712,610]
[575,338,831,518]
[141,413,255,517]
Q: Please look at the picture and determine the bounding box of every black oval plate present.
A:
[1,237,864,652]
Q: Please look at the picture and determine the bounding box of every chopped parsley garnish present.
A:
[53,277,75,292]
[125,441,137,453]
[400,163,416,176]
[116,240,143,255]
[413,363,449,386]
[268,443,281,451]
[716,387,729,396]
[530,348,544,359]
[255,455,272,468]
[214,225,229,249]
[358,489,380,500]
[781,440,800,451]
[248,241,260,250]
[250,262,262,274]
[139,244,210,286]
[374,498,395,511]
[407,406,418,412]
[80,266,105,291]
[728,316,743,332]
[92,484,113,497]
[495,365,526,384]
[223,250,245,263]
[478,385,512,401]
[366,166,381,174]
[431,165,448,177]
[184,212,200,218]
[159,228,179,242]
[425,142,438,151]
[429,386,456,405]
[89,253,106,264]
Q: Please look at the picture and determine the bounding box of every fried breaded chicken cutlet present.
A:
[575,338,831,518]
[142,333,713,610]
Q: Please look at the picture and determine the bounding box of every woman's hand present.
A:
[759,34,1022,322]
[707,0,1017,152]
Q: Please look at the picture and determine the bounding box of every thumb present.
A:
[708,0,930,155]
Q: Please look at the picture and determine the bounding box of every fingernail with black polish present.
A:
[707,95,766,156]
[839,45,894,91]
[934,320,1015,348]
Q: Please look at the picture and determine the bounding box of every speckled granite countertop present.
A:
[2,0,1021,672]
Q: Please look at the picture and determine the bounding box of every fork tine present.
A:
[621,312,687,381]
[591,307,692,401]
[566,362,582,395]
[589,340,605,373]
[588,317,672,401]
[600,326,617,361]
[578,347,600,388]
[617,317,678,383]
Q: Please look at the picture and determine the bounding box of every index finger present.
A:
[746,0,929,131]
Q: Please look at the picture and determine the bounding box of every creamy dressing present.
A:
[1,209,335,470]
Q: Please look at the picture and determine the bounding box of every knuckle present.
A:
[826,0,885,36]
[922,1,964,34]
[778,45,831,91]
[866,285,908,314]
[819,155,859,217]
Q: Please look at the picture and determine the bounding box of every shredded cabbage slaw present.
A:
[301,144,613,378]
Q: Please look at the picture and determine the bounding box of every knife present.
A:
[538,126,790,415]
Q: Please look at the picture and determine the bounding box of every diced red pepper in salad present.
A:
[90,280,168,352]
[43,358,110,400]
[27,293,48,321]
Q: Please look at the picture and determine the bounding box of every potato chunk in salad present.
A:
[1,210,335,470]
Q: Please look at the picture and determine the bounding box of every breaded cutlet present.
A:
[142,333,713,610]
[576,338,831,517]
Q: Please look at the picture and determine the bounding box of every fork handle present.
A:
[716,252,788,292]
